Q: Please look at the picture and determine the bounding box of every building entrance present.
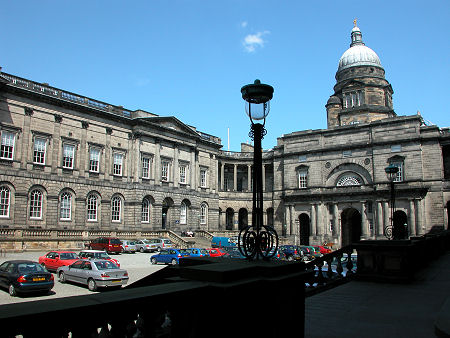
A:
[299,213,310,245]
[238,209,248,230]
[341,208,362,246]
[226,208,234,230]
[393,210,408,240]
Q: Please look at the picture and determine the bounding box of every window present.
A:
[0,186,10,217]
[89,148,100,173]
[60,192,72,220]
[33,138,46,165]
[298,155,307,163]
[63,144,75,169]
[179,165,187,184]
[0,131,15,160]
[200,169,207,188]
[200,203,207,224]
[161,160,170,182]
[111,196,122,222]
[391,161,404,182]
[343,91,364,108]
[180,202,187,224]
[87,194,98,221]
[298,169,308,189]
[391,145,402,153]
[142,157,151,179]
[113,153,123,176]
[336,173,362,186]
[30,189,43,219]
[141,198,150,223]
[343,150,352,157]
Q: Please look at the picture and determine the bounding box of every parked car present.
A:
[207,248,228,258]
[38,251,80,271]
[78,250,120,267]
[302,246,322,258]
[152,238,174,251]
[121,240,137,253]
[57,259,129,291]
[135,239,159,253]
[278,245,302,261]
[221,246,246,259]
[188,248,209,257]
[211,236,237,248]
[314,245,332,255]
[150,249,190,265]
[0,260,54,297]
[88,237,122,254]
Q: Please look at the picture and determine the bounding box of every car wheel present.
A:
[8,284,17,297]
[140,247,144,253]
[171,259,177,265]
[59,271,66,283]
[151,257,157,265]
[157,247,161,252]
[88,278,97,292]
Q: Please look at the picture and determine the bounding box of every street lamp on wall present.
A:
[238,80,278,260]
[384,164,399,240]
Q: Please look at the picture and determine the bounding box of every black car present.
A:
[278,245,302,261]
[0,260,54,297]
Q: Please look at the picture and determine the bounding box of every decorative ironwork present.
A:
[239,224,278,260]
[248,123,267,141]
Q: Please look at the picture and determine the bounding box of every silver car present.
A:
[121,240,137,253]
[57,259,129,291]
[135,239,159,253]
[152,238,174,252]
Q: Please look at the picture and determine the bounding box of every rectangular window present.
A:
[89,148,100,173]
[392,162,404,182]
[200,169,207,187]
[298,170,308,189]
[87,195,98,221]
[142,157,151,179]
[113,153,123,176]
[179,165,187,184]
[391,145,402,153]
[161,161,169,181]
[298,155,307,162]
[33,137,46,165]
[343,150,352,157]
[63,144,75,169]
[0,131,15,160]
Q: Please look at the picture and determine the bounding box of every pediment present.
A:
[138,116,199,137]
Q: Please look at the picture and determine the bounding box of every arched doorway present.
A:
[238,208,248,230]
[299,213,310,245]
[393,210,408,240]
[341,208,362,246]
[266,207,274,227]
[218,208,222,229]
[226,208,234,230]
[162,198,174,229]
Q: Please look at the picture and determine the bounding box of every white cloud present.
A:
[243,31,270,53]
[241,21,248,28]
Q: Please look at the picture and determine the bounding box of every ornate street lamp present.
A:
[384,164,399,240]
[238,79,278,260]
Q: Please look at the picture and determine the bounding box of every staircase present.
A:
[181,236,212,248]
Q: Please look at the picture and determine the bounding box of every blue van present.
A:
[211,236,238,248]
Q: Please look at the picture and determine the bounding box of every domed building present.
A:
[0,22,448,250]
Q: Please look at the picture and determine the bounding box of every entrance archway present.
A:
[238,208,248,230]
[162,197,174,229]
[226,208,234,230]
[341,208,362,246]
[266,207,274,227]
[393,210,408,240]
[299,213,310,245]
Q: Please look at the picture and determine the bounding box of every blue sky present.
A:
[2,1,449,151]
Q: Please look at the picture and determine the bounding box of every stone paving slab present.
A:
[305,252,450,338]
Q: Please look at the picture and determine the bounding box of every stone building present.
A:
[0,23,449,247]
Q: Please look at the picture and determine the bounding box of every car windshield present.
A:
[60,253,78,260]
[110,239,121,244]
[163,240,172,244]
[95,252,110,259]
[95,261,119,270]
[17,263,46,274]
[128,241,135,245]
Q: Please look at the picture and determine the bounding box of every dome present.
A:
[337,24,383,72]
[327,95,341,105]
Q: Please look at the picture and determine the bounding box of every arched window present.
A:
[336,173,362,186]
[87,194,98,221]
[60,192,72,220]
[0,186,10,217]
[180,202,187,224]
[111,196,122,222]
[30,189,43,219]
[200,203,208,225]
[142,198,150,223]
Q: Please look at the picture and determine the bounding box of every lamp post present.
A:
[384,164,399,240]
[238,79,278,260]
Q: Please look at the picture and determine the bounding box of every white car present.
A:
[135,239,159,253]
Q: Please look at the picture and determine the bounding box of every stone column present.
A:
[221,162,225,191]
[409,199,416,236]
[233,164,237,191]
[51,116,62,173]
[79,123,88,177]
[383,201,390,234]
[155,139,161,183]
[134,136,140,183]
[415,199,423,235]
[376,201,383,237]
[289,205,295,238]
[361,202,369,239]
[247,165,252,191]
[316,204,322,236]
[333,204,339,237]
[174,145,179,188]
[311,204,317,236]
[262,164,266,192]
[285,205,291,236]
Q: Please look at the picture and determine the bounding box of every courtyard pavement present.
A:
[305,251,450,338]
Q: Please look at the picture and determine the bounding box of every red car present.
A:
[315,245,332,254]
[38,251,80,271]
[78,250,120,267]
[208,248,228,258]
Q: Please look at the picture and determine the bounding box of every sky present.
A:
[1,1,449,152]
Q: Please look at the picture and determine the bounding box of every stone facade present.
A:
[0,24,449,248]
